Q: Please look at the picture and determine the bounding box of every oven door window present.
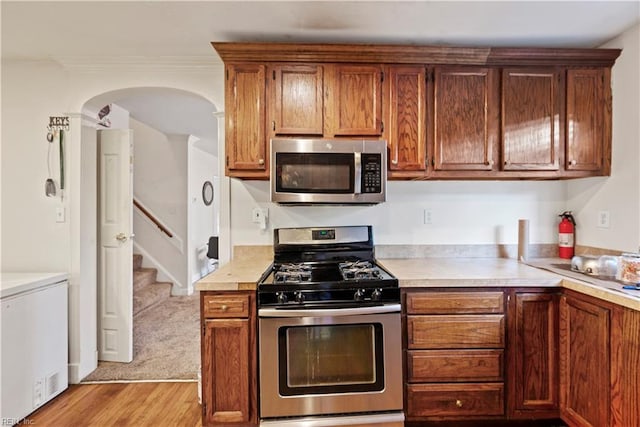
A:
[278,323,384,396]
[275,153,354,194]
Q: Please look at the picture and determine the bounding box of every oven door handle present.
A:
[258,303,400,318]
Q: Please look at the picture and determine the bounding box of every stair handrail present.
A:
[133,198,173,238]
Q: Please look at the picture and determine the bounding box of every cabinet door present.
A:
[202,318,255,426]
[432,67,498,172]
[559,295,610,427]
[512,293,559,416]
[566,68,606,172]
[385,66,426,173]
[325,64,383,136]
[270,64,324,136]
[502,69,561,171]
[225,64,267,176]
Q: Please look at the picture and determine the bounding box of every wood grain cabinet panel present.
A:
[406,291,504,314]
[431,67,498,172]
[225,64,268,178]
[610,306,640,427]
[559,294,610,427]
[325,64,383,136]
[408,349,504,382]
[384,65,427,174]
[566,68,607,173]
[407,383,505,417]
[270,64,324,136]
[201,291,257,426]
[408,314,505,349]
[511,292,559,417]
[501,68,561,171]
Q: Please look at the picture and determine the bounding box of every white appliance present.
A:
[1,272,69,425]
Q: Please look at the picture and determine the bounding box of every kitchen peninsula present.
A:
[196,252,640,426]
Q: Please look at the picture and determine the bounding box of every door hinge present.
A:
[381,71,384,83]
[431,157,435,167]
[381,121,384,133]
[226,156,229,167]
[272,121,276,131]
[226,69,229,80]
[273,70,276,80]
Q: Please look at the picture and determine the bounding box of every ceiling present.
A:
[3,1,639,145]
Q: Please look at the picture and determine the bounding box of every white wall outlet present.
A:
[597,210,610,228]
[252,207,269,230]
[423,208,433,225]
[55,207,65,223]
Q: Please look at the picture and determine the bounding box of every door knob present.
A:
[116,232,131,242]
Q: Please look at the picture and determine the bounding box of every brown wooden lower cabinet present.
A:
[201,291,257,427]
[509,291,559,419]
[559,292,610,427]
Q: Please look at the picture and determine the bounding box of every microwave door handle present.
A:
[354,152,362,194]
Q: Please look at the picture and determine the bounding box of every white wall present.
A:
[189,142,219,282]
[231,180,567,248]
[1,58,224,381]
[567,23,640,253]
[131,118,189,290]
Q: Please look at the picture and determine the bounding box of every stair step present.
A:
[133,282,172,316]
[133,254,143,271]
[134,268,158,292]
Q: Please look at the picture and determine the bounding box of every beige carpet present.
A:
[83,292,200,382]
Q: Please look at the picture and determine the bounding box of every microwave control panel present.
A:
[361,153,382,193]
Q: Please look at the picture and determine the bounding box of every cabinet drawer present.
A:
[407,383,504,417]
[407,350,504,382]
[408,314,504,349]
[406,291,504,314]
[203,294,251,318]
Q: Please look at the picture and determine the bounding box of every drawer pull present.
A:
[221,305,229,311]
[456,399,463,408]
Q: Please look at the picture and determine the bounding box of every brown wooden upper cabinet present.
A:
[269,64,324,136]
[384,65,427,177]
[213,42,619,180]
[225,64,268,178]
[565,68,609,174]
[431,67,499,175]
[501,69,561,172]
[325,64,384,137]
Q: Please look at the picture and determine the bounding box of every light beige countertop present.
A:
[195,254,271,291]
[378,257,563,287]
[195,251,640,311]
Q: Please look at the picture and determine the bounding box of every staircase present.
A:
[133,254,173,316]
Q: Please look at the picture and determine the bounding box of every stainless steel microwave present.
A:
[270,138,387,205]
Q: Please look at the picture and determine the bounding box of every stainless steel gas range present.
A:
[257,226,404,427]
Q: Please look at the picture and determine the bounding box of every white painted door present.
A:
[97,129,133,362]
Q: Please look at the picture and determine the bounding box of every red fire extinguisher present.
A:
[558,211,576,259]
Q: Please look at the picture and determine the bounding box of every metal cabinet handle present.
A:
[570,159,577,166]
[455,399,463,408]
[221,305,229,312]
[391,159,398,165]
[258,159,265,165]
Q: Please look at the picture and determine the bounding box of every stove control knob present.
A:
[276,292,288,304]
[371,288,382,301]
[354,289,365,301]
[294,291,305,304]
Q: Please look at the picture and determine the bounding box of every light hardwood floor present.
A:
[27,382,202,426]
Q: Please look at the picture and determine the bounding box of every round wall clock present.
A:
[202,180,214,206]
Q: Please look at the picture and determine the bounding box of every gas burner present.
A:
[274,263,312,283]
[339,261,383,280]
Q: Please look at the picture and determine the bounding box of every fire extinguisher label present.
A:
[559,233,574,247]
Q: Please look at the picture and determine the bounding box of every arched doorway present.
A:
[77,87,220,380]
